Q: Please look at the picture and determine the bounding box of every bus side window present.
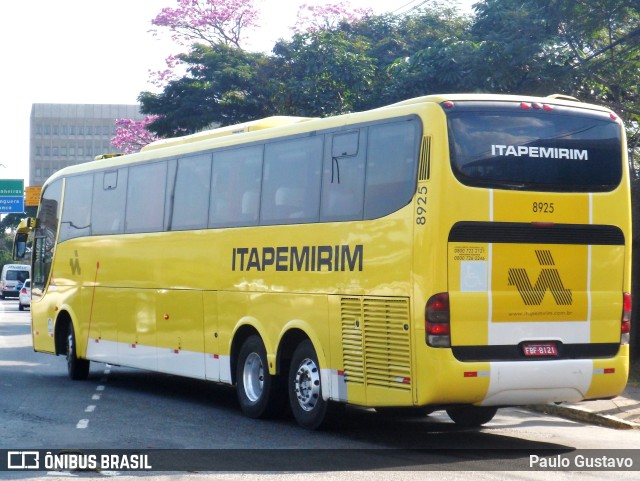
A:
[171,154,212,231]
[92,169,128,235]
[59,173,93,242]
[364,119,420,219]
[210,146,263,227]
[261,136,322,225]
[125,162,168,234]
[320,129,366,222]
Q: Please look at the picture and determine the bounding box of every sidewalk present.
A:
[528,384,640,429]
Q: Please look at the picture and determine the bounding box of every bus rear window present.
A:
[445,102,623,192]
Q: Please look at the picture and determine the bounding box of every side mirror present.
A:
[14,233,28,260]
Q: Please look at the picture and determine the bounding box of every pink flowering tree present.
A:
[293,1,372,34]
[148,54,184,89]
[148,0,261,87]
[151,0,261,49]
[118,1,262,146]
[111,116,161,154]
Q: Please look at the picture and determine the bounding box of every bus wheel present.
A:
[446,406,497,428]
[66,323,90,380]
[288,340,328,430]
[236,335,284,419]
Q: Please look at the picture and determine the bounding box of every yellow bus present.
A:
[15,93,631,429]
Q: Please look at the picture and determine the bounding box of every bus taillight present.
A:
[426,292,450,347]
[621,292,632,345]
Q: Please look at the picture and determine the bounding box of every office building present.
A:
[29,103,145,186]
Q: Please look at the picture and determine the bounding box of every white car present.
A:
[18,279,31,311]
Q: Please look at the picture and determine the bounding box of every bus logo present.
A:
[507,250,572,306]
[7,451,40,469]
[70,250,81,275]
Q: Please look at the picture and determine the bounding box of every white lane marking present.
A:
[76,366,111,429]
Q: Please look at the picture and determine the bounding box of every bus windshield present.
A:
[445,101,623,192]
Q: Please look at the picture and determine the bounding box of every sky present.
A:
[1,0,475,185]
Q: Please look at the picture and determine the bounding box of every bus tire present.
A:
[446,406,497,428]
[236,335,284,419]
[66,323,90,380]
[288,340,328,430]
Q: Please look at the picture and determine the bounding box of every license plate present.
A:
[523,342,558,357]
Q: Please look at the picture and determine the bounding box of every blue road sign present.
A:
[0,196,25,213]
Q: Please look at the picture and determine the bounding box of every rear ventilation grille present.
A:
[340,297,412,390]
[418,136,431,181]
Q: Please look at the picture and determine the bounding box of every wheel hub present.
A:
[242,352,264,402]
[294,358,320,411]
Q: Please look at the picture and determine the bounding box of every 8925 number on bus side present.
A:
[416,186,427,225]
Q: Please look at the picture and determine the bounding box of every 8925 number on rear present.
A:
[532,202,554,213]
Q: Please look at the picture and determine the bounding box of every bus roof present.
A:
[43,93,616,187]
[141,116,316,152]
[388,93,611,114]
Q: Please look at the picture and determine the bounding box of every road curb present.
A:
[526,403,640,430]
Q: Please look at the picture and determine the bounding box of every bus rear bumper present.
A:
[478,357,627,407]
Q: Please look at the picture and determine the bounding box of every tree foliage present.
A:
[140,44,273,135]
[271,29,376,116]
[292,1,371,34]
[0,232,15,272]
[151,0,260,48]
[111,116,160,154]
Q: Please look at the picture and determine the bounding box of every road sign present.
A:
[0,179,25,213]
[0,179,23,196]
[0,196,24,213]
[25,186,42,207]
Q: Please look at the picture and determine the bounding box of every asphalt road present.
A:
[2,298,640,480]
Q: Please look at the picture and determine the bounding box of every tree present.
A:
[292,1,372,34]
[140,3,476,125]
[139,44,273,135]
[271,29,377,116]
[111,116,161,154]
[1,213,27,234]
[119,0,264,145]
[0,231,16,271]
[379,4,476,102]
[150,0,260,49]
[467,0,573,93]
[1,206,36,230]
